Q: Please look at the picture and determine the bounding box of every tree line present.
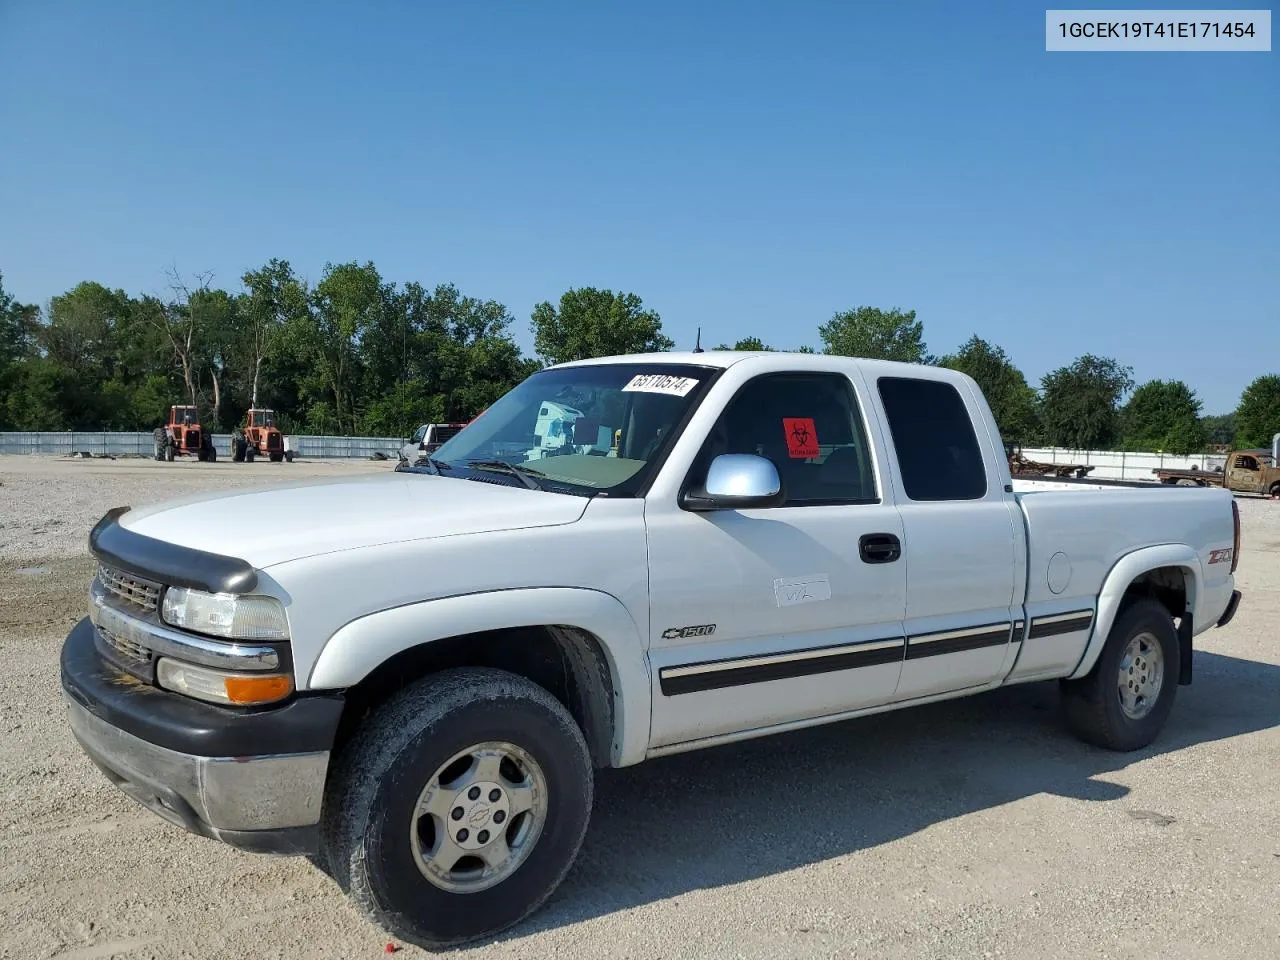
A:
[1,266,1277,453]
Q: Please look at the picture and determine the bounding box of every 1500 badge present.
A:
[662,624,717,640]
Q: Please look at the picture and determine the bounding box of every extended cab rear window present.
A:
[876,377,987,501]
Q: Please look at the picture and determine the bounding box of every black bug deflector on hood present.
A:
[89,506,259,595]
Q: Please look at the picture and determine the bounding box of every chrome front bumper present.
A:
[65,693,328,854]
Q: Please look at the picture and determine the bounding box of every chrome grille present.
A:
[98,622,152,664]
[96,563,161,614]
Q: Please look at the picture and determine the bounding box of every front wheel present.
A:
[319,668,593,950]
[1061,598,1179,751]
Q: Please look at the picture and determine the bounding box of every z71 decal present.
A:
[1208,548,1234,565]
[662,624,717,640]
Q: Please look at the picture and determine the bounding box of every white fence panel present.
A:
[0,432,404,459]
[1021,447,1227,481]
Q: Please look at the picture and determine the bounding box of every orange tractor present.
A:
[153,405,217,462]
[233,408,292,462]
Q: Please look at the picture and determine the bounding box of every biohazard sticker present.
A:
[621,374,700,397]
[783,417,819,459]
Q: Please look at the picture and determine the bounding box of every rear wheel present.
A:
[1061,598,1179,751]
[1270,482,1280,499]
[319,668,593,950]
[232,436,246,462]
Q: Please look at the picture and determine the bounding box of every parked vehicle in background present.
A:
[63,352,1242,949]
[153,405,216,462]
[398,422,466,466]
[1004,440,1094,479]
[1154,448,1280,496]
[233,408,291,463]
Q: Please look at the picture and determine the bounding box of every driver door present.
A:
[1227,455,1262,493]
[644,371,907,750]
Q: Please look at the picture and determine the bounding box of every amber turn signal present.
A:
[224,673,294,705]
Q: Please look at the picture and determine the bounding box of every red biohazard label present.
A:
[783,418,819,459]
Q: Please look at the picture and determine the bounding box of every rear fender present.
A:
[1067,544,1201,681]
[305,587,651,767]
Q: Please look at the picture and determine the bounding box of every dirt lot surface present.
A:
[2,454,1278,960]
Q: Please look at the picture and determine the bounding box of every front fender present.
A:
[1067,544,1201,681]
[305,587,651,767]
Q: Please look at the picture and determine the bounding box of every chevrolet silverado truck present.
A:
[61,352,1243,949]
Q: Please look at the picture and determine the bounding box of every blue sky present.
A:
[0,1,1275,414]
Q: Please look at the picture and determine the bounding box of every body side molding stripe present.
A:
[659,637,904,696]
[1027,610,1094,640]
[904,622,1012,660]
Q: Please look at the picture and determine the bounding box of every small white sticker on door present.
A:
[620,374,700,397]
[774,574,831,607]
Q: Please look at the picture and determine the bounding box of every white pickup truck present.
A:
[61,352,1243,949]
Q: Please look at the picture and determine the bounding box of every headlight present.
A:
[161,587,289,641]
[157,658,293,706]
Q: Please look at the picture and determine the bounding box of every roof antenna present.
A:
[693,326,703,353]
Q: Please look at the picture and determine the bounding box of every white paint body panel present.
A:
[112,351,1239,768]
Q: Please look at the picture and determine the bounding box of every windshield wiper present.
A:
[420,456,452,475]
[400,455,452,476]
[465,459,547,490]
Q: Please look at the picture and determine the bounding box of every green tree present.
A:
[305,262,385,433]
[0,271,40,368]
[530,288,673,365]
[1119,379,1206,454]
[938,335,1040,441]
[1234,374,1280,448]
[1200,412,1236,447]
[819,306,931,363]
[1039,355,1134,449]
[714,336,774,351]
[0,273,42,430]
[44,281,131,377]
[240,259,305,409]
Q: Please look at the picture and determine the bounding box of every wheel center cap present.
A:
[468,803,490,826]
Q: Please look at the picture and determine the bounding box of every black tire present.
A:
[207,446,217,463]
[319,667,593,950]
[284,451,294,462]
[245,446,256,462]
[1061,598,1179,751]
[269,452,283,462]
[1270,482,1280,498]
[165,443,175,462]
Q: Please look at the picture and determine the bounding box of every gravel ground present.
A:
[1,455,1278,960]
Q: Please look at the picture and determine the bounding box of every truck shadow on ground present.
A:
[514,648,1280,939]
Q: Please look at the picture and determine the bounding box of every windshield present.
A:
[252,410,274,427]
[430,362,718,495]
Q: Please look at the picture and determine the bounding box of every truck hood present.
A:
[118,473,590,570]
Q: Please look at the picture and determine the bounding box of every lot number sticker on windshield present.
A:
[783,417,819,458]
[621,374,700,397]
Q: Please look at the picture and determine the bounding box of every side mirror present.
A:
[681,454,784,511]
